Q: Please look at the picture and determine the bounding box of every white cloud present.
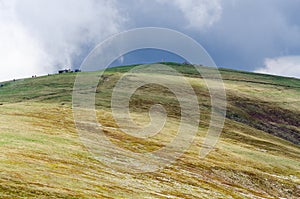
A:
[0,1,50,81]
[157,0,222,29]
[255,56,300,78]
[0,0,125,82]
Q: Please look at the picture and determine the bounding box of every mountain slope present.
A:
[0,63,299,198]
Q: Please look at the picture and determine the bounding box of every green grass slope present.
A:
[0,63,299,198]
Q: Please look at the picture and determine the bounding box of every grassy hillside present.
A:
[0,63,299,198]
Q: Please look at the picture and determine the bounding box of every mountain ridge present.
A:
[0,63,299,198]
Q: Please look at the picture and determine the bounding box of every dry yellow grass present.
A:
[0,101,299,198]
[0,63,299,198]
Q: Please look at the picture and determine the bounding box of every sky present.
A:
[0,0,300,82]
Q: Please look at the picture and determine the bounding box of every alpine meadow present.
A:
[0,63,299,198]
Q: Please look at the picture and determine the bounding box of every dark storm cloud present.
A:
[198,0,300,71]
[120,0,300,77]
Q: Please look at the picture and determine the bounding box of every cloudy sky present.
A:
[0,0,300,81]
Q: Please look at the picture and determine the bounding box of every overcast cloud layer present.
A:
[0,0,299,81]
